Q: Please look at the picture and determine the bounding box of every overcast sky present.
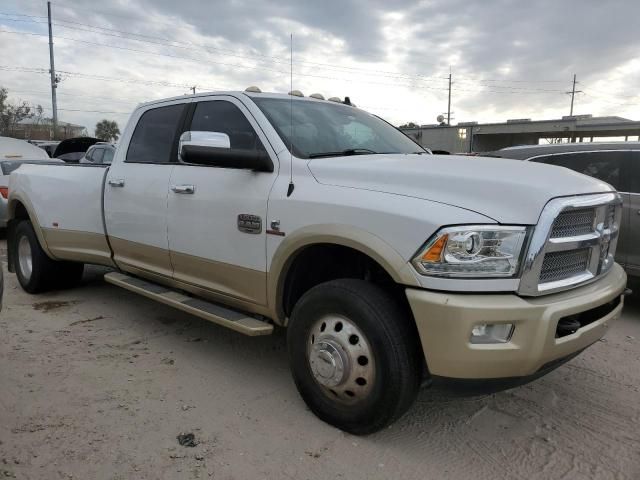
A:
[1,0,639,136]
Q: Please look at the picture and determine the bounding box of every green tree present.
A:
[95,119,120,142]
[0,86,42,137]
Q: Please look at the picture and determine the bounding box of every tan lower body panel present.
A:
[170,250,267,305]
[104,272,273,336]
[109,236,174,279]
[42,228,115,267]
[406,263,627,379]
[108,236,271,319]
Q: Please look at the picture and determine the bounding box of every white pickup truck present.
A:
[6,90,627,434]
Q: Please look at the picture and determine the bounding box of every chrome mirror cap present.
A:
[179,131,230,160]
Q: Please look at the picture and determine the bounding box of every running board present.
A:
[104,272,273,336]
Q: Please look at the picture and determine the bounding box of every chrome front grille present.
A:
[519,192,622,296]
[539,248,591,283]
[550,208,594,238]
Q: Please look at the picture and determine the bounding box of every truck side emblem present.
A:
[237,214,262,234]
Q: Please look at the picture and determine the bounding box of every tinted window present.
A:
[629,151,640,194]
[190,100,264,152]
[102,147,114,164]
[84,149,94,162]
[532,151,626,191]
[126,104,185,163]
[92,148,104,163]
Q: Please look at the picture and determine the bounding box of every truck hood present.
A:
[307,154,614,224]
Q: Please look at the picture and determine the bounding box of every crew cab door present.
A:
[166,97,278,305]
[104,101,188,278]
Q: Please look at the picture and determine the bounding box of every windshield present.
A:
[252,97,426,159]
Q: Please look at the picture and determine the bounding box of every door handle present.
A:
[108,178,125,187]
[171,184,195,194]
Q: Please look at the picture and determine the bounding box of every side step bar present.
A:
[104,272,273,336]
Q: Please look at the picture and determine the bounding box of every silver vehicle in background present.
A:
[491,142,640,277]
[80,143,116,165]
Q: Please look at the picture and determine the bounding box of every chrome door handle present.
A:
[108,178,125,187]
[171,184,195,194]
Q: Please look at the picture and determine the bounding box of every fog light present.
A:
[470,323,514,344]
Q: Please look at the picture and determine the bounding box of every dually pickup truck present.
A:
[6,90,627,434]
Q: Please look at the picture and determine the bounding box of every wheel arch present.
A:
[6,194,55,272]
[268,224,420,325]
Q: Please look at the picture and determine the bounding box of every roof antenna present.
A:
[287,33,295,197]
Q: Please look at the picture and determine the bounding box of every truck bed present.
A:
[9,163,113,265]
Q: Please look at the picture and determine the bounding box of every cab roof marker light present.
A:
[309,93,325,100]
[245,86,262,93]
[288,90,304,97]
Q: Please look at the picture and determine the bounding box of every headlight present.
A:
[412,225,528,277]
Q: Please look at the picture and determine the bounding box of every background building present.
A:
[13,117,87,140]
[401,115,640,154]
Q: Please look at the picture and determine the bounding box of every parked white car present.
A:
[5,91,627,433]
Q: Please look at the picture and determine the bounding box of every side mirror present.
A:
[179,131,273,172]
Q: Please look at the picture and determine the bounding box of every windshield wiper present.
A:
[308,148,378,158]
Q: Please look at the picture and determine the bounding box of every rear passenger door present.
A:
[104,101,188,278]
[532,151,629,268]
[166,96,277,306]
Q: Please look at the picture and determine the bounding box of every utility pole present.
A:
[566,73,583,117]
[47,1,58,139]
[191,86,196,95]
[447,69,452,126]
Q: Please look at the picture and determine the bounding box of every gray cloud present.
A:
[1,0,638,132]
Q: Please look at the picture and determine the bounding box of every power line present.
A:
[1,14,452,82]
[0,13,592,92]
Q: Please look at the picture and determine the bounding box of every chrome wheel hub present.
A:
[18,235,33,281]
[310,340,348,387]
[307,315,375,404]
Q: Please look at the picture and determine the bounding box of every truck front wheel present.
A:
[13,220,84,293]
[287,279,422,434]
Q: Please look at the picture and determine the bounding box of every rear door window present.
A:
[126,104,186,163]
[531,151,626,191]
[102,148,114,164]
[92,148,104,163]
[628,151,640,194]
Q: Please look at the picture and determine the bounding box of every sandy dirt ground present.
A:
[1,239,639,480]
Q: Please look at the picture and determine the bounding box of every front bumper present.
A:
[406,263,627,379]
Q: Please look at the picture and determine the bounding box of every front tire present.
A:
[287,279,422,435]
[13,220,84,293]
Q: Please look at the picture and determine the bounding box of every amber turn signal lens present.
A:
[421,234,448,262]
[0,187,8,199]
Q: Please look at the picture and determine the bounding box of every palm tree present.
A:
[95,119,120,142]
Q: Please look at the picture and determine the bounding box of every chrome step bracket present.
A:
[104,272,273,336]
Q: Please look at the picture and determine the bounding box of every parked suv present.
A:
[492,142,640,277]
[80,143,116,165]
